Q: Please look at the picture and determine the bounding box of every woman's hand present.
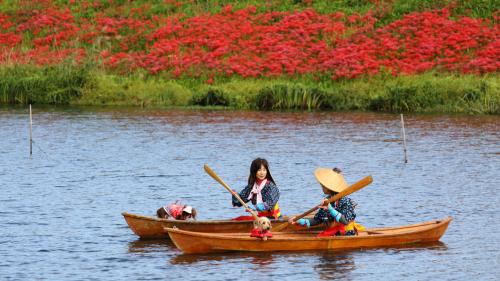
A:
[256,203,266,211]
[288,216,297,224]
[319,198,330,209]
[296,218,310,227]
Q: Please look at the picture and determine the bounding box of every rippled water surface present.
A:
[1,107,499,280]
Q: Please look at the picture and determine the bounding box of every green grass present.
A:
[0,64,88,105]
[385,73,499,114]
[1,64,498,114]
[74,70,193,107]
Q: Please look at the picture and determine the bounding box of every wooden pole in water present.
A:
[29,104,33,156]
[400,113,408,163]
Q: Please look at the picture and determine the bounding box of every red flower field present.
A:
[0,1,498,80]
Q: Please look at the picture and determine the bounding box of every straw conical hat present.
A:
[314,168,349,193]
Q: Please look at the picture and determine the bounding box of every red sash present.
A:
[232,205,281,221]
[232,215,256,221]
[317,223,346,237]
[316,200,346,236]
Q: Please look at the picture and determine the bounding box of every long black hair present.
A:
[247,158,276,186]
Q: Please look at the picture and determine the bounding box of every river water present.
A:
[0,107,499,280]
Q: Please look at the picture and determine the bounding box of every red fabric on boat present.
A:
[231,211,276,221]
[232,215,255,221]
[250,228,273,238]
[317,223,345,237]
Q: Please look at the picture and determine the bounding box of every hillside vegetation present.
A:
[0,0,498,113]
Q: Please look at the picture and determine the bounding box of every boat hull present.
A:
[122,212,313,239]
[166,217,452,254]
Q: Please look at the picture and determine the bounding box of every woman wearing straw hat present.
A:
[290,167,362,236]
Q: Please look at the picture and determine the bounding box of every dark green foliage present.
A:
[191,88,230,106]
[323,88,373,111]
[368,75,499,114]
[386,83,440,112]
[254,84,325,110]
[0,65,88,105]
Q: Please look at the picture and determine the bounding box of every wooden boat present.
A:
[165,217,452,254]
[122,212,317,239]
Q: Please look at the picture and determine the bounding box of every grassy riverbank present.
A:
[0,0,498,113]
[1,64,498,114]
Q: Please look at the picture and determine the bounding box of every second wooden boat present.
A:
[165,217,452,254]
[122,212,317,239]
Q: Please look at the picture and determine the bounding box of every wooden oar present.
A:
[204,164,259,221]
[273,175,373,232]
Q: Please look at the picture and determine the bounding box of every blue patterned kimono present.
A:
[232,181,280,213]
[310,196,357,236]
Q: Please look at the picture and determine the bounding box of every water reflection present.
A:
[381,241,448,253]
[313,242,447,280]
[128,239,177,254]
[170,251,274,267]
[314,251,356,280]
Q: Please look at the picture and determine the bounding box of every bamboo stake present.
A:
[401,114,408,163]
[29,104,33,156]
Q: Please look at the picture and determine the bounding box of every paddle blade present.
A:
[204,164,231,192]
[331,175,373,202]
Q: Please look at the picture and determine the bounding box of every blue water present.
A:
[0,107,499,280]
